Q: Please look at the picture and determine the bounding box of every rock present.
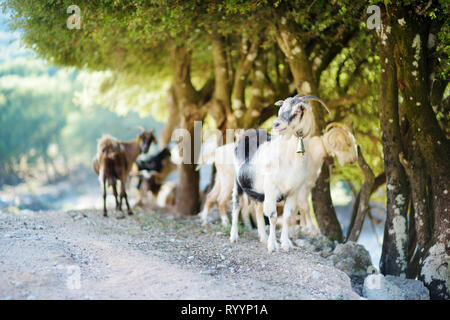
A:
[310,234,334,252]
[329,241,372,276]
[201,269,217,276]
[385,275,430,300]
[363,274,429,300]
[294,239,315,252]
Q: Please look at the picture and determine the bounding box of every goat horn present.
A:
[325,122,354,148]
[295,95,332,116]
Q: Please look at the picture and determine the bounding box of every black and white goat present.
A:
[230,95,330,252]
[134,147,177,207]
[253,122,358,240]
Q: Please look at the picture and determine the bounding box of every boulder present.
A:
[310,234,335,252]
[363,274,429,300]
[329,241,372,277]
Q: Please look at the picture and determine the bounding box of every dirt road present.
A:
[0,209,361,299]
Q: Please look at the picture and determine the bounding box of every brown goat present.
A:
[92,128,157,217]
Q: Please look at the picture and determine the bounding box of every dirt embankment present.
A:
[0,209,362,300]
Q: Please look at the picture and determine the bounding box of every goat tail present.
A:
[92,156,100,175]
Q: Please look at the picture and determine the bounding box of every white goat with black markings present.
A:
[199,122,358,243]
[230,95,330,252]
[253,122,358,239]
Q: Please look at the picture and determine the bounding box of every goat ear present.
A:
[274,100,284,107]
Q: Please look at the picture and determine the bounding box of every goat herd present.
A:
[92,95,358,253]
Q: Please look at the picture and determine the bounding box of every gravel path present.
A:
[0,208,361,300]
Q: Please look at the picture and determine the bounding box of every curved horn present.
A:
[295,95,332,116]
[325,122,354,147]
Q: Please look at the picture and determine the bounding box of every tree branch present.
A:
[327,84,371,109]
[346,146,376,242]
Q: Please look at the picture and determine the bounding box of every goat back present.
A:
[235,129,271,163]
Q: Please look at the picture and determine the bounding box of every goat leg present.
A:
[218,201,229,226]
[115,182,127,220]
[230,181,243,243]
[121,179,133,216]
[263,186,280,253]
[256,203,268,243]
[241,196,252,231]
[280,196,296,251]
[102,179,108,217]
[199,193,215,226]
[112,182,119,210]
[125,193,133,216]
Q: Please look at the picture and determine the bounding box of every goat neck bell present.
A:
[296,135,305,154]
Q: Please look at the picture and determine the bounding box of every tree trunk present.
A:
[388,3,450,299]
[171,45,206,216]
[211,33,232,132]
[175,117,201,216]
[159,85,179,148]
[378,11,410,277]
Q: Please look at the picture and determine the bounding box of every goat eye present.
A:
[287,113,297,122]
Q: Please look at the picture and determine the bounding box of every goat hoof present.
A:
[259,235,268,244]
[103,212,108,217]
[128,211,134,216]
[281,239,293,252]
[229,233,239,243]
[267,238,279,253]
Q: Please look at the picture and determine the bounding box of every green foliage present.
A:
[0,59,73,169]
[0,57,163,177]
[60,105,163,166]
